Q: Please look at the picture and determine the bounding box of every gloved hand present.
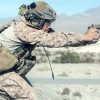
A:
[83,28,100,42]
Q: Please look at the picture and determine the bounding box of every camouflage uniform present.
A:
[0,72,37,100]
[0,1,92,99]
[0,20,86,99]
[14,21,84,47]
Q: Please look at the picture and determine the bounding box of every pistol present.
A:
[88,24,100,33]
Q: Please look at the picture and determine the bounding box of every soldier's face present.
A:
[42,22,51,32]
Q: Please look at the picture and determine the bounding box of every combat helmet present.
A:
[19,1,56,29]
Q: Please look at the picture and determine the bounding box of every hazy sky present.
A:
[0,0,100,18]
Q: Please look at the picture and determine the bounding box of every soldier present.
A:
[0,1,100,100]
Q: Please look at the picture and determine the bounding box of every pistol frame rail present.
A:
[88,24,100,33]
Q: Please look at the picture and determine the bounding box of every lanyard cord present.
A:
[42,46,54,80]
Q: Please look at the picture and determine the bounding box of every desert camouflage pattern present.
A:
[0,72,37,100]
[14,21,84,48]
[0,44,17,72]
[0,20,85,99]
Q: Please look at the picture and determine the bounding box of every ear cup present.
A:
[37,20,45,28]
[28,2,36,9]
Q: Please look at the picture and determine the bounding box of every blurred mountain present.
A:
[0,18,13,26]
[85,6,100,16]
[52,6,100,33]
[0,17,19,27]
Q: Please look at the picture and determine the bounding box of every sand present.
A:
[26,63,100,100]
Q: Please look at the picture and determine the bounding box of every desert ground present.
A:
[26,63,100,100]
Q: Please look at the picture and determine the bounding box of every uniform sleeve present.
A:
[15,23,84,48]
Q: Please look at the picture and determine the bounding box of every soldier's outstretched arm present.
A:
[15,22,100,48]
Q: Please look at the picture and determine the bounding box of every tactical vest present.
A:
[13,43,36,76]
[0,22,36,75]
